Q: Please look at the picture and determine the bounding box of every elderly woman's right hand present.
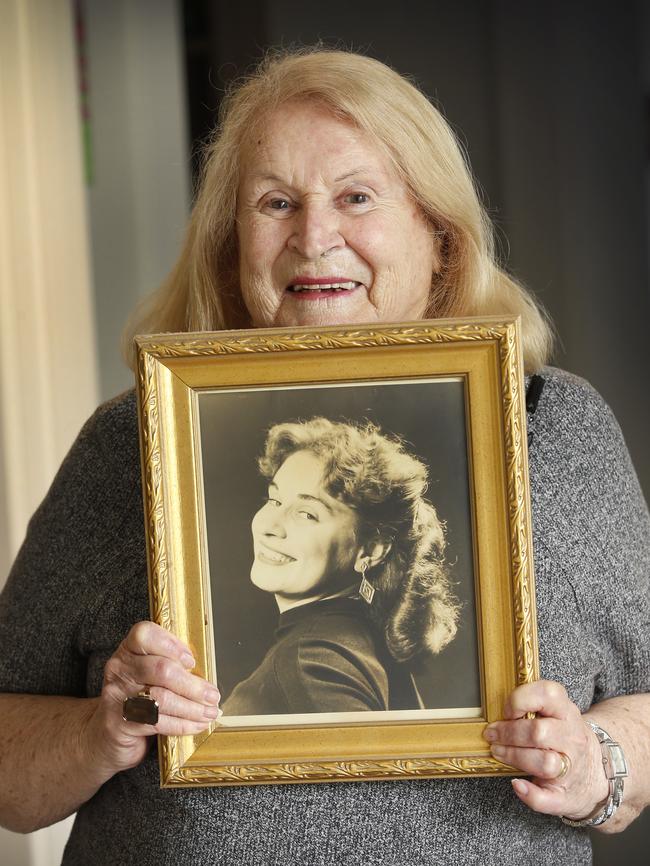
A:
[88,621,221,773]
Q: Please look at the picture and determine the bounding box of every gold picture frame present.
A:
[135,316,538,788]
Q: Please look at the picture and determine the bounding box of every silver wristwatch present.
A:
[561,721,628,828]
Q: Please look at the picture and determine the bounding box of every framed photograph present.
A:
[135,317,538,788]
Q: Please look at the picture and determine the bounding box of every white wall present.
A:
[85,0,191,401]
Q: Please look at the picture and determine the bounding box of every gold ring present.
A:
[556,752,571,780]
[122,687,159,725]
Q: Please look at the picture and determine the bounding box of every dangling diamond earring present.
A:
[357,559,375,605]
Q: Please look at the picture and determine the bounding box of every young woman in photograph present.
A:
[221,416,459,716]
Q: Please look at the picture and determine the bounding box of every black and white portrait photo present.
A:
[199,378,482,727]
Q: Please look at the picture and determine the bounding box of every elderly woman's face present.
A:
[250,450,361,605]
[237,100,439,328]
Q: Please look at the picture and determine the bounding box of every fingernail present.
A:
[203,705,220,719]
[181,652,196,669]
[512,778,528,795]
[491,745,506,759]
[483,727,497,743]
[204,687,220,704]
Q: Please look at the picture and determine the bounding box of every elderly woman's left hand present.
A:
[484,680,609,820]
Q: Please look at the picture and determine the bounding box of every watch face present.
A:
[609,744,629,778]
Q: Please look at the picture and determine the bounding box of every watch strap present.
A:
[561,720,628,828]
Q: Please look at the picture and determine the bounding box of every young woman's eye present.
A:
[263,496,281,507]
[298,510,318,522]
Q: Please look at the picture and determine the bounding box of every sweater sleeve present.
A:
[529,370,650,703]
[0,392,142,697]
[578,390,650,700]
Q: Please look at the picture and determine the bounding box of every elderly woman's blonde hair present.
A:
[123,47,553,371]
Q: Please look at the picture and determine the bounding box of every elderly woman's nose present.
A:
[288,202,344,259]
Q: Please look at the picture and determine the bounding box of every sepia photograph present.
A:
[199,378,481,727]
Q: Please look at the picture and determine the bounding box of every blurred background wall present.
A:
[0,0,648,863]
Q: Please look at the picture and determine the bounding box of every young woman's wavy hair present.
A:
[258,417,459,662]
[123,47,553,371]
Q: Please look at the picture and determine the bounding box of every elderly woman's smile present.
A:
[236,100,439,328]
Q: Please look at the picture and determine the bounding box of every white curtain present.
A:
[0,0,98,862]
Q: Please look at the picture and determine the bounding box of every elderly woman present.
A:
[0,48,648,865]
[222,416,458,716]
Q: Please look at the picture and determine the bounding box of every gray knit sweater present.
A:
[1,367,648,865]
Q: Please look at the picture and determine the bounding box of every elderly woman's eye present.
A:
[267,198,291,211]
[344,192,370,205]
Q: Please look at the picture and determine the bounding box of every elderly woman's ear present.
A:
[353,541,392,572]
